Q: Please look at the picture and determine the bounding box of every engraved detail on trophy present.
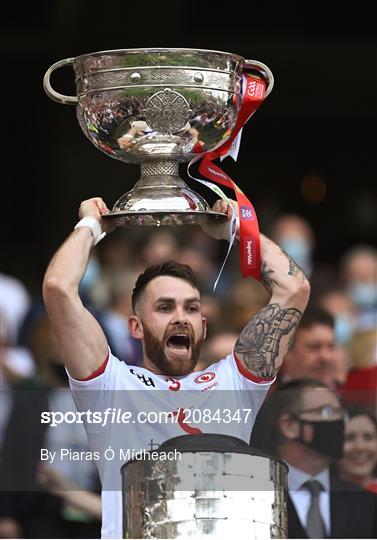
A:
[141,160,178,177]
[143,89,192,134]
[77,69,234,94]
[130,72,141,84]
[194,72,204,83]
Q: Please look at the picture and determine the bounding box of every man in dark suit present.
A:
[251,379,377,538]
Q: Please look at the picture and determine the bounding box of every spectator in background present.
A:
[0,311,36,387]
[96,229,135,275]
[337,406,377,494]
[340,244,377,333]
[337,245,377,409]
[97,270,143,365]
[139,229,179,268]
[317,288,357,392]
[318,288,357,348]
[0,272,31,345]
[0,273,36,402]
[178,245,217,294]
[269,214,315,277]
[221,278,270,334]
[196,331,238,371]
[251,306,348,453]
[0,310,101,539]
[77,255,102,304]
[0,309,38,540]
[37,465,102,521]
[251,379,377,539]
[199,294,222,334]
[279,306,348,388]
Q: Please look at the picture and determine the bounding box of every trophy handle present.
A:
[43,58,78,105]
[243,60,274,98]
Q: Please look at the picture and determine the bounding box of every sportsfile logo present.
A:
[244,237,254,267]
[240,206,253,221]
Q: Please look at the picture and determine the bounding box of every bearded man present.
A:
[43,196,310,538]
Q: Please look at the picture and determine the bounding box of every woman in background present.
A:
[338,406,377,493]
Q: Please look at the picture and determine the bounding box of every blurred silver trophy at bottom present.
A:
[122,435,288,539]
[43,48,273,226]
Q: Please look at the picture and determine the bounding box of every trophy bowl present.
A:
[44,48,273,226]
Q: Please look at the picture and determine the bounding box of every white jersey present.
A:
[68,349,274,539]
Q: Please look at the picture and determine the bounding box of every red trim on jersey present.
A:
[78,353,109,381]
[233,352,275,384]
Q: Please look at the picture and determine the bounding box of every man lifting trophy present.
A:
[43,48,310,539]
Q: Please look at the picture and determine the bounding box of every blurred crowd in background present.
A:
[0,210,376,538]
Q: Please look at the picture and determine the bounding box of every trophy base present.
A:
[102,159,228,227]
[102,210,227,227]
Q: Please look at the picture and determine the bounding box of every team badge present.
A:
[194,372,216,384]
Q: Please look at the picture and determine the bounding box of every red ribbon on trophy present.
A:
[195,74,267,281]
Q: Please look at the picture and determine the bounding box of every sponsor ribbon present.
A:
[188,73,267,282]
[187,162,237,291]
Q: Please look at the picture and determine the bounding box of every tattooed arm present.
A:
[234,234,310,380]
[200,199,310,380]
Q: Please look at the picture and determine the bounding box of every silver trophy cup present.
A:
[44,48,273,226]
[122,435,288,539]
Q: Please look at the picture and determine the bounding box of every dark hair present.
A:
[340,404,377,479]
[345,405,377,432]
[131,260,200,312]
[298,305,335,330]
[251,379,331,455]
[288,305,334,350]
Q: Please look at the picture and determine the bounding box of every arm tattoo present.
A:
[280,248,307,281]
[234,303,302,379]
[261,262,279,292]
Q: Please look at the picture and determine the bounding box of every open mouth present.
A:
[166,334,191,354]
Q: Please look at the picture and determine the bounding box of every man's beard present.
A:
[142,322,203,376]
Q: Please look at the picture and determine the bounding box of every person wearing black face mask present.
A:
[250,379,377,539]
[289,409,345,462]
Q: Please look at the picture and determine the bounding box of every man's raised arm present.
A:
[42,197,114,380]
[234,233,310,380]
[201,198,310,381]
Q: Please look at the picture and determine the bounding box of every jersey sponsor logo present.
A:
[194,372,216,384]
[201,381,219,392]
[130,369,156,387]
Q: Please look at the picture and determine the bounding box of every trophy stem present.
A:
[104,158,227,226]
[135,159,187,190]
[140,159,179,178]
